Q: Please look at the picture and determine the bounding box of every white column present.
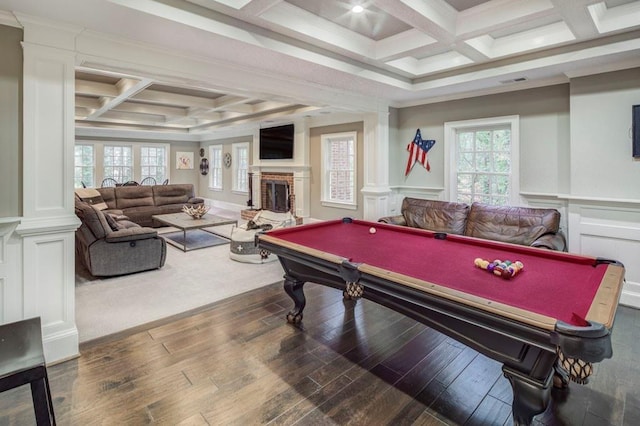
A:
[292,167,311,218]
[15,14,82,363]
[361,111,392,221]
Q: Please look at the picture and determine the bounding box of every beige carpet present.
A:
[75,219,286,343]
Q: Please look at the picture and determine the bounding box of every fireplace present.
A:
[263,180,290,213]
[241,171,303,224]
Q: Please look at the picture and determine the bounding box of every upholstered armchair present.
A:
[229,210,295,263]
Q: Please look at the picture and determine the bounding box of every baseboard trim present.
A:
[620,280,640,309]
[44,326,79,364]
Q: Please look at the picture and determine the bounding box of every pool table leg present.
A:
[283,275,306,324]
[503,367,552,426]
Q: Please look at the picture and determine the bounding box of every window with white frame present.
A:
[140,145,167,184]
[74,144,94,188]
[445,116,519,206]
[321,131,357,208]
[103,145,133,184]
[232,142,249,193]
[209,145,223,190]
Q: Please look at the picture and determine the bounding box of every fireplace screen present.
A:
[264,180,290,213]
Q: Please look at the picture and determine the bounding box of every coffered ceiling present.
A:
[2,0,640,139]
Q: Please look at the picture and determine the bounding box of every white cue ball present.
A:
[369,227,376,234]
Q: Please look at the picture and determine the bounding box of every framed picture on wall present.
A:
[176,152,194,169]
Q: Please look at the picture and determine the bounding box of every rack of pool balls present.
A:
[474,258,524,279]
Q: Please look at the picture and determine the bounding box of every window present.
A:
[445,116,519,206]
[232,142,249,193]
[74,145,94,188]
[209,145,223,190]
[321,131,357,209]
[103,145,133,183]
[140,145,167,184]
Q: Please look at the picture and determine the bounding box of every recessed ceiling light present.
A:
[352,5,364,13]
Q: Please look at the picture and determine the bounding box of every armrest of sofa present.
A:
[378,215,407,226]
[530,232,567,251]
[188,197,204,204]
[105,227,159,243]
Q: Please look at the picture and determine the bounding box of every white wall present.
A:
[569,69,640,199]
[393,84,570,204]
[567,69,640,307]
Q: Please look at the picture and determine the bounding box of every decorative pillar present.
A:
[361,110,392,220]
[14,14,82,362]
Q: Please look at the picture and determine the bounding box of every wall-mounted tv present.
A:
[259,124,294,160]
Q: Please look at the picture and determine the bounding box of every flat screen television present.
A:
[259,124,294,159]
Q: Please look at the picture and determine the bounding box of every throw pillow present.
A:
[75,188,108,210]
[104,213,121,231]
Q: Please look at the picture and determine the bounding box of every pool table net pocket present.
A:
[344,282,364,299]
[556,348,593,385]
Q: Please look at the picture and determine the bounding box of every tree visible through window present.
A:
[103,145,132,183]
[233,143,249,192]
[445,116,519,206]
[321,132,356,207]
[210,145,222,190]
[456,127,511,205]
[74,145,94,188]
[140,146,167,183]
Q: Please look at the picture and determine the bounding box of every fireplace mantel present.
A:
[250,165,311,173]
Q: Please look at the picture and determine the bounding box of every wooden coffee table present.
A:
[152,212,238,252]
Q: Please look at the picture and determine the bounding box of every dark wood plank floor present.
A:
[1,282,639,425]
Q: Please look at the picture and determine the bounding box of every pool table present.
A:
[257,218,625,425]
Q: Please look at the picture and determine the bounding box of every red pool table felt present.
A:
[266,219,612,327]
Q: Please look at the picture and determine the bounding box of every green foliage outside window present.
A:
[456,127,511,205]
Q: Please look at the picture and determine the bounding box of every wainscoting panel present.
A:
[21,230,78,362]
[388,187,444,216]
[0,219,21,323]
[568,204,640,308]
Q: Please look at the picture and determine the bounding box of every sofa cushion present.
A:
[152,184,194,206]
[104,213,120,231]
[74,200,112,239]
[96,187,116,209]
[115,186,154,209]
[464,203,561,246]
[402,198,469,235]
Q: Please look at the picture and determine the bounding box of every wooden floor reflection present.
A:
[1,282,639,425]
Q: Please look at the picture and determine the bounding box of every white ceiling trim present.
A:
[588,1,640,34]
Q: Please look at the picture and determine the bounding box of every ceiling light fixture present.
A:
[352,5,364,13]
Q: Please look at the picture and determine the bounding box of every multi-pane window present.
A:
[74,145,94,188]
[233,143,249,192]
[456,127,511,205]
[103,145,132,183]
[140,146,167,184]
[321,132,356,207]
[210,145,223,190]
[445,116,519,206]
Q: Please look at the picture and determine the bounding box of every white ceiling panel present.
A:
[0,0,639,139]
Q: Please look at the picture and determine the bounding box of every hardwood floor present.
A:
[1,282,639,425]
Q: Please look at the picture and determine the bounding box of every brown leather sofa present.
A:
[379,197,566,251]
[96,184,204,227]
[75,199,167,277]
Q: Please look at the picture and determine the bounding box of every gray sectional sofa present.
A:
[74,183,204,276]
[74,199,167,277]
[96,184,204,227]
